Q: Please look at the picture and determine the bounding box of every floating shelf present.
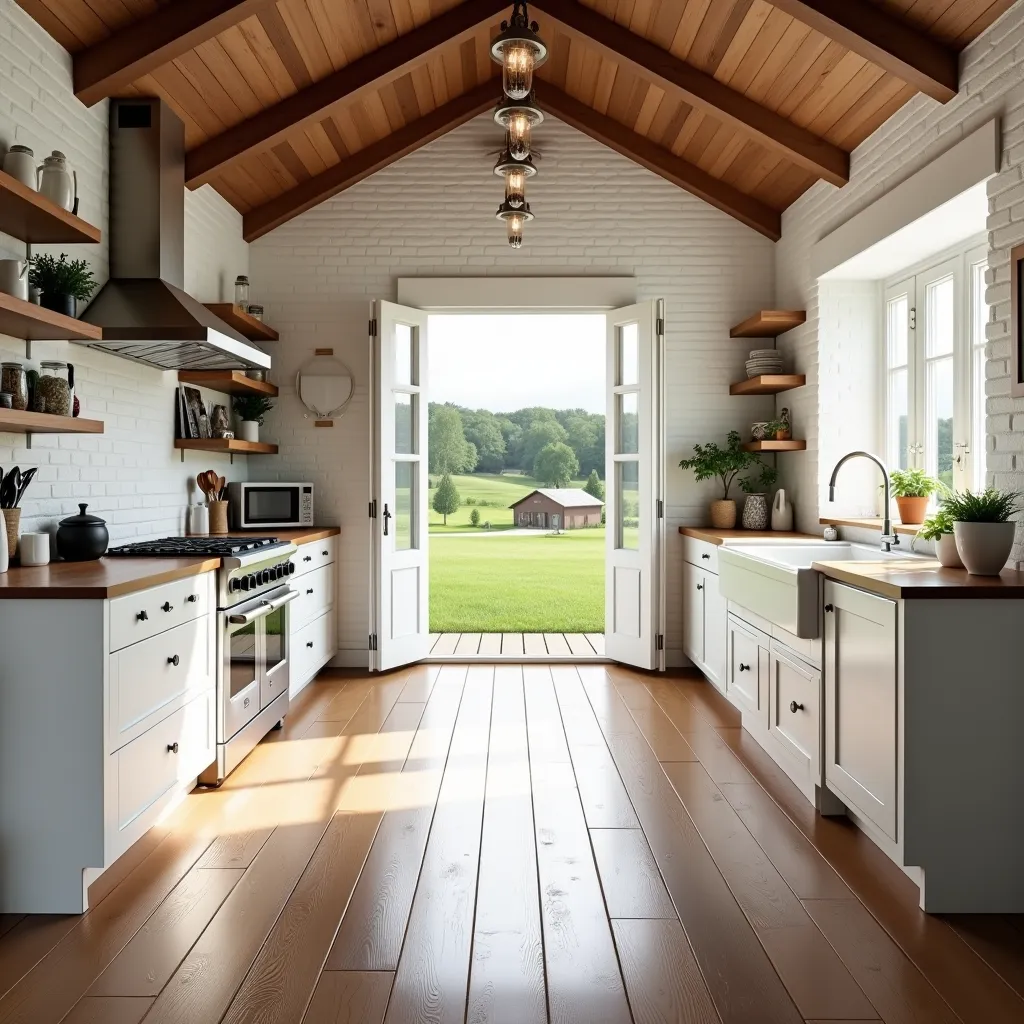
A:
[730,310,806,338]
[0,169,101,245]
[730,374,806,395]
[743,439,807,452]
[0,291,102,342]
[174,437,278,456]
[204,304,279,342]
[0,409,103,435]
[177,370,278,397]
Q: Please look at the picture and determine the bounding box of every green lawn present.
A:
[429,528,605,633]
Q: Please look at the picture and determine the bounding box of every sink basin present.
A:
[718,541,925,638]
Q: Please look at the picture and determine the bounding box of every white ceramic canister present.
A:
[37,151,76,212]
[0,260,30,301]
[187,504,210,536]
[19,533,50,567]
[3,145,36,189]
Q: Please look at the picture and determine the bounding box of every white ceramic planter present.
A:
[935,532,964,568]
[237,420,259,443]
[953,521,1016,575]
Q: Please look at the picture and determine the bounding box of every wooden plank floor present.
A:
[1,665,1023,1024]
[428,632,606,660]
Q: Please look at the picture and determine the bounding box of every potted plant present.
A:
[915,504,962,567]
[764,418,790,442]
[944,488,1021,575]
[889,468,939,525]
[739,463,777,530]
[679,430,764,529]
[28,253,97,317]
[232,394,275,443]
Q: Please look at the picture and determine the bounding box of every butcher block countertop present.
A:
[0,526,341,599]
[678,526,814,544]
[811,559,1024,600]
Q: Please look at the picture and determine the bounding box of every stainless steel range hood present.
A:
[80,99,270,372]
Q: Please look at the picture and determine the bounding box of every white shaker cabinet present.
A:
[682,537,727,691]
[289,535,338,697]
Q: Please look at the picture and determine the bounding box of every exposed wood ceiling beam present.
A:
[242,81,496,242]
[74,0,273,107]
[768,0,958,103]
[533,0,849,188]
[539,85,781,241]
[187,0,507,189]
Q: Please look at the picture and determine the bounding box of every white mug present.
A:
[19,533,50,567]
[2,145,36,189]
[187,504,209,536]
[0,260,29,301]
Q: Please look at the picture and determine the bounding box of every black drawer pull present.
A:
[701,553,710,559]
[322,549,329,556]
[824,604,834,612]
[303,555,312,562]
[789,701,804,714]
[696,583,703,591]
[306,588,314,595]
[186,594,199,604]
[306,641,314,648]
[136,610,148,622]
[739,663,750,672]
[167,742,179,754]
[167,654,180,667]
[162,601,173,612]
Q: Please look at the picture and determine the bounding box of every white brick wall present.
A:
[775,1,1024,539]
[0,0,249,544]
[250,112,776,662]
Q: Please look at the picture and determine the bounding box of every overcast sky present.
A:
[427,314,606,414]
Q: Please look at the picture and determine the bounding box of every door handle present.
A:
[228,589,298,624]
[383,503,392,536]
[739,663,750,672]
[789,701,804,714]
[701,553,710,560]
[696,583,703,591]
[167,654,180,667]
[824,604,834,612]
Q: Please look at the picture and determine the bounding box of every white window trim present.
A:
[397,277,637,311]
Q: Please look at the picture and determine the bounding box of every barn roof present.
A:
[510,488,605,510]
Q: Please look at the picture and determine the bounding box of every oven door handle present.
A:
[227,589,298,625]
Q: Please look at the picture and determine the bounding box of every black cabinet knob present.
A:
[306,641,314,648]
[306,588,314,595]
[701,553,711,560]
[696,583,703,591]
[322,549,329,556]
[739,663,750,672]
[303,555,312,562]
[167,654,180,667]
[136,610,148,622]
[186,594,199,604]
[789,701,804,714]
[824,604,834,612]
[167,742,179,754]
[161,601,173,612]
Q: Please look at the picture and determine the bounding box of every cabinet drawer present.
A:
[293,536,335,578]
[769,642,819,775]
[292,609,337,686]
[116,689,214,832]
[109,573,211,653]
[109,615,212,751]
[291,563,335,631]
[682,536,718,573]
[726,616,765,719]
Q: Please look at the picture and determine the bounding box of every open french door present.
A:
[605,300,665,671]
[371,300,430,672]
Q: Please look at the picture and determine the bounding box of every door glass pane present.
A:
[927,356,954,489]
[617,391,638,453]
[619,322,638,386]
[887,368,908,471]
[617,461,639,550]
[395,461,416,551]
[926,277,954,356]
[395,392,416,454]
[396,323,416,386]
[887,295,908,368]
[230,622,258,698]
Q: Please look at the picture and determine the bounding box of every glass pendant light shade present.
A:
[508,113,530,160]
[490,3,548,101]
[496,199,533,248]
[494,94,544,161]
[504,166,527,208]
[507,212,525,248]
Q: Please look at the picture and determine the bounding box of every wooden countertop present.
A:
[0,527,341,599]
[678,526,814,545]
[811,559,1024,599]
[819,516,919,537]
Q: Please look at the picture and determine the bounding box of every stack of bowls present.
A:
[745,347,784,378]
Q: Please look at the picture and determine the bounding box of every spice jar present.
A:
[234,275,250,313]
[33,360,73,416]
[1,362,27,411]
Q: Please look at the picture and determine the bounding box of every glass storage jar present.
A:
[33,360,73,416]
[1,362,28,411]
[234,275,250,312]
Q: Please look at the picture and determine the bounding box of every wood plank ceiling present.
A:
[16,0,1017,241]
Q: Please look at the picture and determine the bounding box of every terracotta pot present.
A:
[709,499,737,529]
[935,532,963,568]
[774,430,790,441]
[895,495,929,525]
[953,521,1016,575]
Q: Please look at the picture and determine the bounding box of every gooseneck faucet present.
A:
[828,452,900,552]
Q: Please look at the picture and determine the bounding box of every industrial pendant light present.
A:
[496,200,533,249]
[494,142,536,209]
[490,1,548,101]
[493,93,544,161]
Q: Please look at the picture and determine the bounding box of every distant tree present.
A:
[463,410,506,473]
[498,418,523,468]
[469,508,481,527]
[584,469,605,501]
[534,442,579,488]
[565,414,603,476]
[522,419,568,472]
[429,406,477,474]
[432,473,461,525]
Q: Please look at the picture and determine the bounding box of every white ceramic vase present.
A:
[238,420,259,443]
[935,532,963,568]
[953,521,1015,575]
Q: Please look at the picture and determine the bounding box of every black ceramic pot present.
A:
[40,292,75,318]
[56,503,108,561]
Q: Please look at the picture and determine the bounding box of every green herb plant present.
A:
[232,394,275,425]
[28,253,98,301]
[942,488,1023,523]
[889,468,940,499]
[679,430,763,500]
[740,463,777,494]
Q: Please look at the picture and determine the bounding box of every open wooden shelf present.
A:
[743,439,807,452]
[0,408,103,435]
[0,291,102,342]
[730,374,806,395]
[730,310,806,338]
[174,437,278,455]
[177,371,278,397]
[0,169,101,245]
[204,304,279,342]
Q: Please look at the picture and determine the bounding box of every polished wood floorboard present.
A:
[0,666,1022,1023]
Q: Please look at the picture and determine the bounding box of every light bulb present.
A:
[507,213,524,248]
[508,113,531,160]
[502,42,535,100]
[504,166,526,208]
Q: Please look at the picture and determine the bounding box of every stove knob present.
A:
[275,564,286,579]
[261,569,272,584]
[240,575,251,591]
[287,561,296,575]
[249,573,260,589]
[229,578,241,593]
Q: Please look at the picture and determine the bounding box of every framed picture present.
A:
[178,384,208,439]
[1012,243,1024,398]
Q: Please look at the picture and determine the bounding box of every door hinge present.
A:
[656,317,665,336]
[656,498,664,519]
[368,633,378,651]
[369,499,377,518]
[656,633,664,651]
[908,307,916,331]
[368,317,378,337]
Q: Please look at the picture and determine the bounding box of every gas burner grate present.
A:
[107,536,282,557]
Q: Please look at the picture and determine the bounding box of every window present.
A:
[884,243,988,497]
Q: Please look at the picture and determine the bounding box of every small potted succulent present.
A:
[915,504,962,567]
[944,488,1021,575]
[764,417,791,442]
[679,430,765,529]
[232,394,275,443]
[739,463,777,530]
[28,253,97,317]
[889,468,939,525]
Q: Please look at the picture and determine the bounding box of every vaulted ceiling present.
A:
[17,0,1016,241]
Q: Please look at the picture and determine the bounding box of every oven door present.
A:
[261,587,295,709]
[240,484,301,528]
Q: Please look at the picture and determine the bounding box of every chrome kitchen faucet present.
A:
[828,452,900,553]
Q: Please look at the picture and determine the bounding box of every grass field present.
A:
[429,528,605,632]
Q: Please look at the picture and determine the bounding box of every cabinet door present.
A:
[727,618,762,717]
[824,581,898,841]
[769,643,819,776]
[702,571,727,689]
[682,561,705,668]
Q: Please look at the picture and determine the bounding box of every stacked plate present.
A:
[745,347,784,378]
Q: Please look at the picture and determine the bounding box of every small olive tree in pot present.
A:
[679,430,765,530]
[944,489,1021,575]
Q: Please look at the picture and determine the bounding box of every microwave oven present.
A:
[227,482,314,529]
